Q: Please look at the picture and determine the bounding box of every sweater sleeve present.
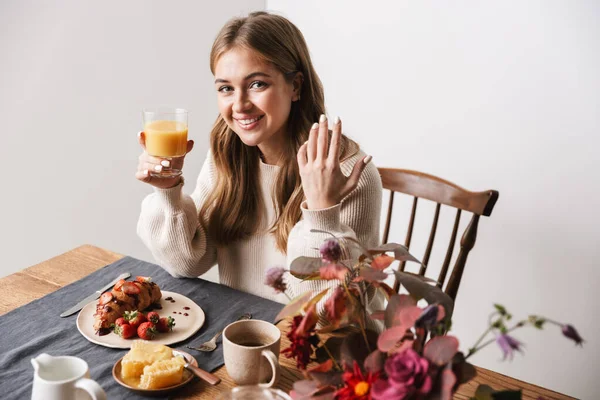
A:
[136,151,218,278]
[286,151,384,319]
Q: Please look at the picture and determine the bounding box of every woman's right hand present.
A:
[135,131,194,189]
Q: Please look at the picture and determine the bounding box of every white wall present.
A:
[267,1,598,398]
[0,0,264,282]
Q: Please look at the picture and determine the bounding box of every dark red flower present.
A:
[335,361,380,400]
[282,312,320,370]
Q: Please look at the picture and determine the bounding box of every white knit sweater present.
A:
[137,149,383,308]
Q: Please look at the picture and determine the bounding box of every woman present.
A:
[136,11,382,309]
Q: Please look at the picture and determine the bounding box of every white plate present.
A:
[76,291,205,349]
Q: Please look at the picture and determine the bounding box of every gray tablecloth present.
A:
[0,256,283,399]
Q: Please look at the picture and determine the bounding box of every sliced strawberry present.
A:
[114,279,126,291]
[99,292,113,305]
[137,322,157,340]
[122,282,140,295]
[135,276,152,283]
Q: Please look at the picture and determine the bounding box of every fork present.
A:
[186,313,252,352]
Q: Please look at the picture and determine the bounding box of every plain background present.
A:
[1,0,597,398]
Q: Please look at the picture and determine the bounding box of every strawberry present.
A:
[99,292,113,305]
[122,282,140,295]
[123,311,147,329]
[114,323,136,339]
[114,279,126,291]
[156,316,175,333]
[135,276,152,283]
[114,317,128,327]
[137,322,157,340]
[146,311,160,324]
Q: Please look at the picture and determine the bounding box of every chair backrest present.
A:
[378,168,499,301]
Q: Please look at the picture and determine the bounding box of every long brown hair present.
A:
[201,11,357,253]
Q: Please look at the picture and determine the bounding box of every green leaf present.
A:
[494,304,507,316]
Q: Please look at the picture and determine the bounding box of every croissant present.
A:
[93,276,162,335]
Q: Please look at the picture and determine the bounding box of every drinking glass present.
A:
[142,108,188,178]
[216,386,292,400]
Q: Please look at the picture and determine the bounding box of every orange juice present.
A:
[144,120,188,157]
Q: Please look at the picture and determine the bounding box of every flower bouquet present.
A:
[265,231,583,400]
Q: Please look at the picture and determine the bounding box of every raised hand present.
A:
[135,131,194,189]
[297,115,372,210]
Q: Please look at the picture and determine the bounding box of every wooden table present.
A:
[0,245,575,400]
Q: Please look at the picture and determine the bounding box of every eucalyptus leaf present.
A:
[393,270,454,319]
[368,242,423,264]
[341,330,379,367]
[290,256,323,279]
[274,291,313,323]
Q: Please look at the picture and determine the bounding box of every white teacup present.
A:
[31,353,106,400]
[222,319,281,387]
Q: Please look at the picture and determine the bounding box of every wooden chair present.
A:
[378,168,499,301]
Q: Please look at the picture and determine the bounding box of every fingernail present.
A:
[137,131,142,138]
[311,122,319,130]
[143,169,149,176]
[154,165,162,172]
[319,114,326,123]
[161,160,170,168]
[334,116,340,125]
[363,155,372,164]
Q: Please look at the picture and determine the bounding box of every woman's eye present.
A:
[250,81,268,90]
[218,86,233,93]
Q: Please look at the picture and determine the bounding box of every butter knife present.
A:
[59,272,131,317]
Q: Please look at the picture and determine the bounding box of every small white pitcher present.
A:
[31,353,106,400]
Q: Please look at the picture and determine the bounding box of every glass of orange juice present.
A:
[142,108,188,178]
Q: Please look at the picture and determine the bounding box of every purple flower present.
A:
[561,324,584,346]
[371,349,432,399]
[319,239,342,263]
[496,334,524,360]
[264,267,287,293]
[415,305,439,330]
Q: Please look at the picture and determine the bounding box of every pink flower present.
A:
[320,239,342,262]
[371,349,432,400]
[264,267,287,293]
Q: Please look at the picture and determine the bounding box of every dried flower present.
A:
[371,348,432,399]
[415,305,439,330]
[320,239,342,263]
[335,361,380,400]
[561,324,584,346]
[496,334,524,360]
[264,267,287,294]
[282,311,319,369]
[325,286,347,323]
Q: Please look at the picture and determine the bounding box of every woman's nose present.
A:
[233,91,252,113]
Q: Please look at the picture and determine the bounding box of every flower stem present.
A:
[322,342,341,370]
[466,320,526,359]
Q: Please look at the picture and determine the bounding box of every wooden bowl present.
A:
[112,349,198,396]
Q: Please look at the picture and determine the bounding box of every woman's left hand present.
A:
[297,115,372,210]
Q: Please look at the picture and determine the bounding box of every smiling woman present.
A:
[135,11,383,318]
